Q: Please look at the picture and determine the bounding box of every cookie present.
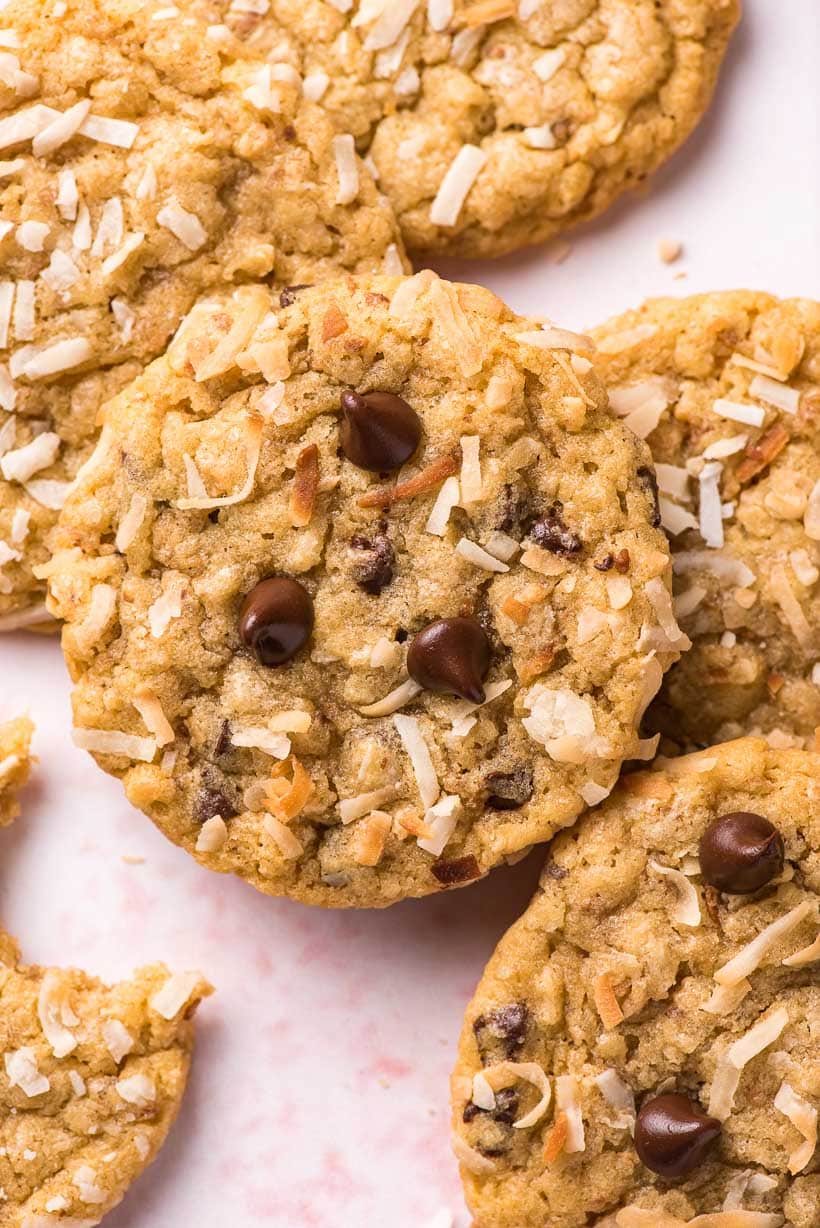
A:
[0,934,211,1225]
[191,0,739,257]
[592,293,820,751]
[0,0,406,630]
[46,271,679,908]
[451,738,820,1228]
[0,715,34,828]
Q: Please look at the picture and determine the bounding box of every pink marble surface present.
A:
[1,3,817,1221]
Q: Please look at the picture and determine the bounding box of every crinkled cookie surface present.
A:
[47,271,678,908]
[0,0,405,628]
[0,937,210,1227]
[593,292,820,752]
[192,0,739,257]
[0,717,34,828]
[452,738,820,1228]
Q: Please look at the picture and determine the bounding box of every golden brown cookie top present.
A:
[47,271,677,907]
[452,738,820,1228]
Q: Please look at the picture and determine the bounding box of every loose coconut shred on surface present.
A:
[451,738,820,1228]
[47,272,677,908]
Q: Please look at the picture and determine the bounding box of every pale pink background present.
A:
[1,2,818,1223]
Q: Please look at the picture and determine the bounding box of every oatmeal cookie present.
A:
[452,738,820,1228]
[46,272,679,908]
[592,292,820,751]
[0,716,33,827]
[192,0,739,257]
[0,0,406,629]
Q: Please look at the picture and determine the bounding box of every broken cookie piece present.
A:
[0,716,34,827]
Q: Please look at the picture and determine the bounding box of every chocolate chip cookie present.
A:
[191,0,739,257]
[0,715,33,826]
[592,292,820,751]
[0,932,210,1225]
[452,738,820,1228]
[0,0,406,630]
[46,272,679,908]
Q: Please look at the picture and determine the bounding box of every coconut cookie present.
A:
[0,0,406,631]
[452,738,820,1228]
[0,716,33,827]
[45,271,679,908]
[592,293,820,752]
[0,934,210,1226]
[191,0,739,257]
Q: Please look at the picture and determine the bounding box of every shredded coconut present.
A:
[393,714,439,808]
[648,859,701,926]
[430,145,486,227]
[332,134,359,204]
[115,1073,156,1107]
[157,201,207,251]
[150,971,202,1020]
[72,727,157,762]
[773,1081,817,1173]
[5,1047,49,1097]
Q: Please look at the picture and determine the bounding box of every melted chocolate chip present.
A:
[407,617,491,703]
[637,466,662,527]
[192,768,238,825]
[239,577,314,666]
[594,554,615,571]
[349,532,395,595]
[279,284,312,308]
[635,1094,721,1178]
[463,1087,520,1126]
[496,484,531,536]
[484,766,533,811]
[530,508,582,557]
[431,855,481,886]
[339,390,421,472]
[699,812,784,894]
[473,1002,529,1060]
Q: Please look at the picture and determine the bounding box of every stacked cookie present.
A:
[3,0,819,1224]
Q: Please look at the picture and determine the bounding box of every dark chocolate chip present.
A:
[192,768,238,825]
[635,1093,721,1178]
[431,855,481,886]
[594,554,615,571]
[212,720,232,759]
[484,766,534,811]
[637,466,662,528]
[349,532,395,595]
[699,812,784,894]
[239,577,314,666]
[407,617,491,703]
[463,1087,520,1126]
[473,1002,529,1060]
[339,389,421,472]
[279,284,312,308]
[496,484,531,536]
[530,508,582,557]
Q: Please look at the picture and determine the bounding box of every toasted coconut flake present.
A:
[515,325,594,354]
[363,0,418,49]
[483,531,520,562]
[655,462,690,499]
[115,493,148,552]
[644,577,691,651]
[157,201,207,251]
[710,1008,790,1121]
[674,585,707,620]
[339,785,396,825]
[360,677,423,718]
[24,478,72,509]
[749,374,800,415]
[783,931,820,966]
[702,978,752,1016]
[150,971,205,1020]
[471,1071,496,1111]
[79,112,139,147]
[0,602,51,632]
[332,133,359,204]
[648,858,701,926]
[37,972,78,1058]
[303,69,329,101]
[523,685,603,764]
[72,727,157,762]
[713,398,766,428]
[698,462,724,548]
[594,1069,635,1132]
[448,678,512,737]
[176,414,263,510]
[735,422,791,484]
[231,726,291,759]
[773,1081,817,1173]
[673,550,755,588]
[351,810,392,866]
[193,292,270,382]
[290,443,320,527]
[428,278,483,377]
[459,435,482,503]
[71,583,116,655]
[5,1047,50,1097]
[148,573,185,639]
[803,480,820,540]
[456,537,510,573]
[102,1019,133,1064]
[480,1061,552,1129]
[451,1130,496,1175]
[417,793,461,856]
[115,1073,156,1107]
[263,757,314,823]
[357,454,457,509]
[593,973,624,1030]
[543,1112,569,1163]
[0,432,59,482]
[132,688,174,748]
[580,780,614,806]
[769,565,814,650]
[196,814,228,853]
[425,475,460,536]
[704,434,748,460]
[430,144,486,227]
[715,900,817,986]
[427,0,452,29]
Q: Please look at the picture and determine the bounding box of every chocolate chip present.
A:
[279,284,312,308]
[431,855,481,885]
[594,554,615,571]
[635,1093,721,1178]
[637,466,661,528]
[463,1087,519,1126]
[407,617,491,703]
[349,532,395,595]
[212,720,232,759]
[473,1002,529,1060]
[699,812,784,894]
[339,389,422,472]
[192,768,238,824]
[529,508,582,557]
[484,766,533,811]
[496,484,531,536]
[239,577,314,666]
